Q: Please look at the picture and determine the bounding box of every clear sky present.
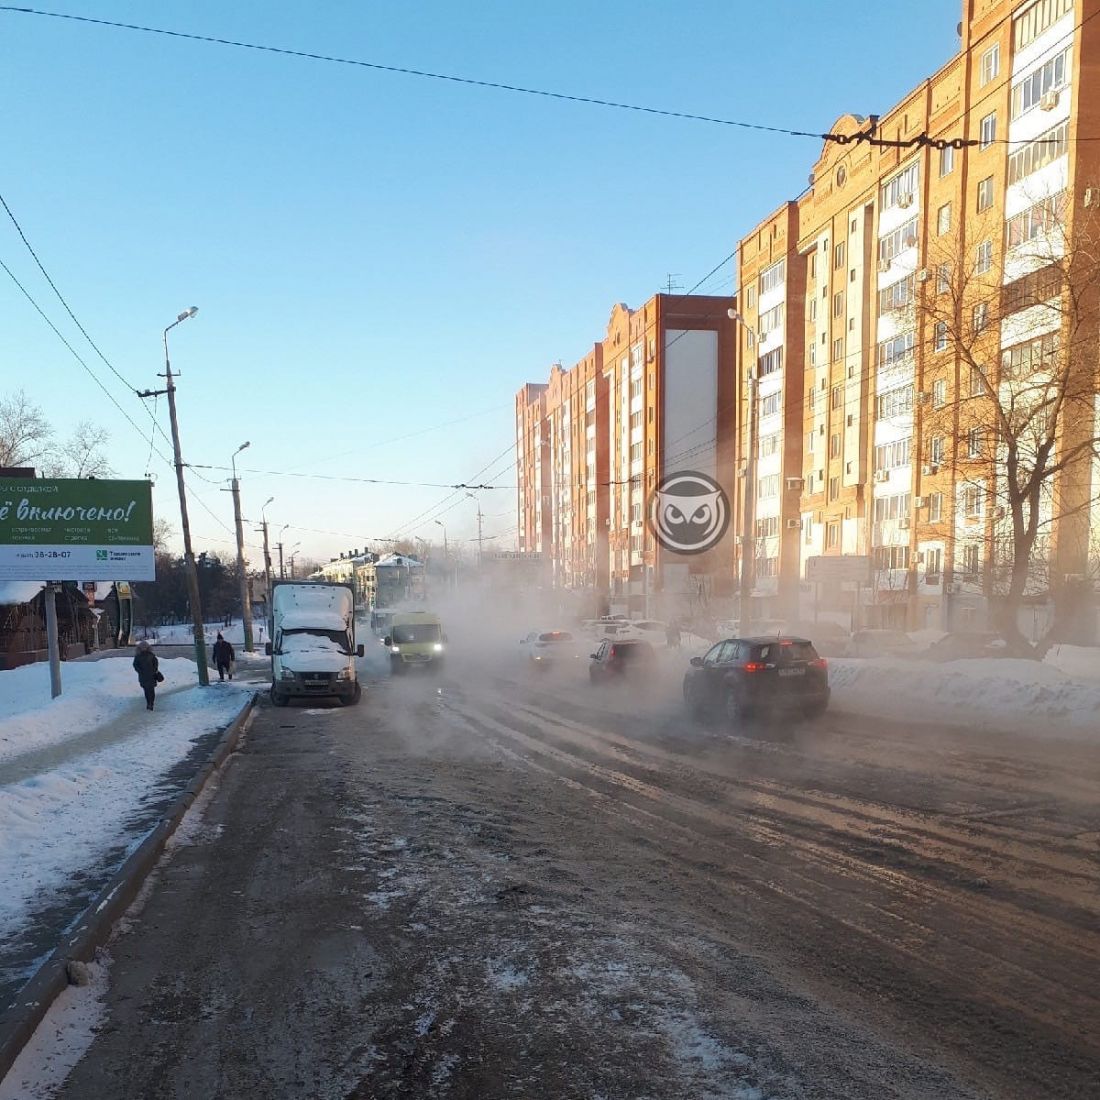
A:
[2,0,961,566]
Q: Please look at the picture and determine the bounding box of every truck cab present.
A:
[384,611,446,673]
[267,581,363,706]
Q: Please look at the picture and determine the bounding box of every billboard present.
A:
[0,479,155,581]
[805,555,872,584]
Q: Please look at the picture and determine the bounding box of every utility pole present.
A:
[229,442,254,652]
[278,542,285,579]
[44,582,62,698]
[262,522,272,592]
[140,307,208,685]
[729,309,758,635]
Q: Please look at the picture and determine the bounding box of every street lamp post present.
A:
[259,497,274,607]
[434,520,450,590]
[277,523,290,579]
[162,307,209,686]
[729,308,759,636]
[230,441,254,652]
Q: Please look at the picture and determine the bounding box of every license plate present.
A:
[778,667,805,677]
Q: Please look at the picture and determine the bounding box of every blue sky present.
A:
[1,0,960,564]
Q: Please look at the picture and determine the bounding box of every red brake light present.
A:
[609,645,618,657]
[743,661,766,672]
[810,658,827,669]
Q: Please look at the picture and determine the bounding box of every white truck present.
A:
[266,581,363,706]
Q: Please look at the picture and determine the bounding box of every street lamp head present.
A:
[177,306,199,322]
[235,441,251,455]
[262,496,274,509]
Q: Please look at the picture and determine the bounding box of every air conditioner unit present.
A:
[878,258,892,273]
[916,268,931,283]
[922,463,939,476]
[897,192,914,208]
[786,518,802,530]
[1039,89,1060,111]
[785,476,804,490]
[874,469,891,483]
[915,496,929,509]
[898,517,911,530]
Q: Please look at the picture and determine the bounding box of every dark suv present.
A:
[589,639,657,683]
[682,636,830,721]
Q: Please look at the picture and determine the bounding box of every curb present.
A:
[0,691,258,1084]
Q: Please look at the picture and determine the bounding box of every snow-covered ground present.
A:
[135,617,268,648]
[828,655,1100,738]
[0,658,250,1006]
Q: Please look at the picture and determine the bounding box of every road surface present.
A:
[47,648,1100,1099]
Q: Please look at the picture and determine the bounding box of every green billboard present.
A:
[0,478,155,581]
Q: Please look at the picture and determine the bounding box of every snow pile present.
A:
[135,618,268,646]
[829,656,1100,737]
[1043,644,1100,683]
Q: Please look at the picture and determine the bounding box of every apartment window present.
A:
[878,275,914,313]
[880,162,919,211]
[629,410,643,431]
[806,430,816,453]
[832,338,844,363]
[929,492,944,522]
[980,43,1000,87]
[1002,331,1059,380]
[932,379,947,408]
[631,502,642,523]
[746,287,756,308]
[1001,263,1062,314]
[760,260,786,295]
[1012,46,1071,120]
[874,437,911,470]
[877,330,915,368]
[808,386,817,411]
[977,176,994,212]
[826,522,840,549]
[830,432,842,458]
[759,302,785,335]
[829,476,840,502]
[873,492,911,522]
[760,391,783,417]
[925,547,944,579]
[962,543,981,577]
[831,384,842,409]
[833,291,844,318]
[629,378,643,400]
[630,442,642,463]
[972,301,989,335]
[876,384,914,420]
[937,203,952,236]
[874,546,911,571]
[878,216,920,265]
[934,321,948,352]
[929,435,944,465]
[963,485,984,519]
[979,112,997,149]
[938,144,955,177]
[756,515,780,539]
[1014,0,1073,52]
[759,431,781,458]
[834,241,846,270]
[1006,191,1067,247]
[758,348,784,376]
[1007,122,1068,184]
[968,427,983,458]
[809,297,817,322]
[758,474,780,499]
[975,239,993,275]
[936,263,951,294]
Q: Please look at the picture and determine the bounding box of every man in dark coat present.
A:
[212,633,235,681]
[133,640,160,710]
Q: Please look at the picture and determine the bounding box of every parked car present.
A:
[922,631,1009,662]
[844,629,918,659]
[683,636,830,721]
[715,618,786,639]
[621,619,671,644]
[783,620,850,658]
[588,639,657,683]
[520,629,580,668]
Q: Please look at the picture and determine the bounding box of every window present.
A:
[760,392,783,417]
[1012,46,1071,120]
[629,377,643,399]
[759,348,784,376]
[979,112,997,149]
[972,301,989,335]
[832,338,844,363]
[831,291,842,318]
[829,476,840,501]
[968,428,983,458]
[873,492,911,522]
[1007,122,1068,184]
[933,379,947,408]
[877,331,915,368]
[878,275,915,313]
[808,386,816,411]
[937,203,952,236]
[759,302,785,334]
[975,239,993,275]
[629,410,643,430]
[924,546,944,579]
[962,543,981,577]
[834,241,846,270]
[977,176,994,212]
[874,437,911,470]
[758,474,779,499]
[934,321,948,352]
[746,287,756,308]
[933,263,950,295]
[806,429,816,453]
[929,492,944,522]
[631,501,642,523]
[756,516,780,539]
[980,43,1000,86]
[879,216,920,264]
[1002,331,1059,380]
[809,297,817,321]
[939,144,955,177]
[831,384,842,409]
[1001,263,1062,314]
[826,522,840,549]
[759,260,785,295]
[881,162,919,210]
[963,485,984,519]
[1006,191,1066,247]
[876,384,914,420]
[1014,0,1073,52]
[630,442,642,462]
[830,432,842,458]
[759,431,781,458]
[929,435,945,465]
[873,546,911,571]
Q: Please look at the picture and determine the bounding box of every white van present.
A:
[267,581,363,706]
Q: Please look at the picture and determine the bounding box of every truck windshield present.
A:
[280,628,353,654]
[392,623,441,644]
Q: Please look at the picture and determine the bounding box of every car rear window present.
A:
[539,631,573,642]
[612,642,650,659]
[755,641,819,663]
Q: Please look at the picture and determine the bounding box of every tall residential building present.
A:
[736,0,1100,639]
[515,294,737,616]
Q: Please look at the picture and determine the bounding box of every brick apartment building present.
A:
[515,295,736,617]
[734,0,1100,638]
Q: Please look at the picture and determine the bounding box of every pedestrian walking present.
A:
[212,632,236,681]
[133,640,162,711]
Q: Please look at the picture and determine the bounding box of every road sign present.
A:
[806,554,872,584]
[0,478,155,581]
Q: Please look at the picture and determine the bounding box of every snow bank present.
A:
[829,656,1100,738]
[1043,644,1100,683]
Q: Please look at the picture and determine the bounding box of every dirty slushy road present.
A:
[53,643,1100,1100]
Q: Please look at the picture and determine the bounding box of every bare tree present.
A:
[0,390,52,468]
[52,421,116,478]
[917,191,1100,649]
[152,517,175,553]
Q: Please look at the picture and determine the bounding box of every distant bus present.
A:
[371,609,394,635]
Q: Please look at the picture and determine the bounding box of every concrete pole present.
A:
[278,542,285,579]
[44,582,62,698]
[262,521,272,605]
[231,477,254,652]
